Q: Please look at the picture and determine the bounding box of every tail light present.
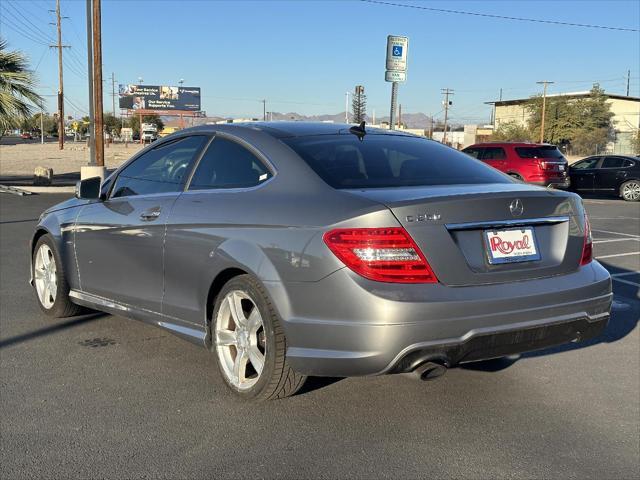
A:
[580,213,593,266]
[323,227,438,283]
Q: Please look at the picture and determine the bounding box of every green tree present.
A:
[0,39,43,131]
[351,85,367,124]
[526,84,614,151]
[103,113,121,135]
[490,121,533,142]
[127,113,164,135]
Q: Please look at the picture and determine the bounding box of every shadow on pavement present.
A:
[0,312,107,349]
[295,376,344,396]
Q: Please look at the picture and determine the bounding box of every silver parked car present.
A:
[31,123,612,399]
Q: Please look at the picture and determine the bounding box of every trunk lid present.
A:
[345,183,585,286]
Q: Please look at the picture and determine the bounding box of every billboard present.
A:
[118,84,201,111]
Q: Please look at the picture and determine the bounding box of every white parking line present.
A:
[611,272,640,278]
[597,252,640,259]
[592,229,640,239]
[612,277,640,288]
[593,238,640,244]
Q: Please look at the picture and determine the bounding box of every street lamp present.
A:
[138,76,143,84]
[345,91,351,123]
[178,78,184,87]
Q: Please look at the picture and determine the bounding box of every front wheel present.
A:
[620,180,640,201]
[33,235,84,317]
[212,275,306,400]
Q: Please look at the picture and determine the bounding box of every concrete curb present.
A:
[18,186,76,194]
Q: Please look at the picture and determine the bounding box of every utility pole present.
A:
[441,88,454,144]
[111,72,117,115]
[398,103,402,129]
[40,108,44,144]
[85,0,95,166]
[262,99,266,121]
[93,0,104,167]
[627,69,631,96]
[50,0,69,150]
[536,80,554,143]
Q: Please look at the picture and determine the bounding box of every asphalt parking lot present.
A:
[1,192,638,479]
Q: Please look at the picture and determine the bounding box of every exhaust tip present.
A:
[413,361,447,381]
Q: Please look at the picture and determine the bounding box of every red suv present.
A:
[462,142,569,188]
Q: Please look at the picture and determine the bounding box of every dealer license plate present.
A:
[484,227,540,264]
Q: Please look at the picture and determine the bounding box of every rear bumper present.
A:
[529,178,570,189]
[266,261,612,377]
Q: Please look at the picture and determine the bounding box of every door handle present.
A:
[140,209,161,221]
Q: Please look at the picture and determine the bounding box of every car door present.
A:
[594,156,626,191]
[570,157,601,191]
[74,135,208,311]
[162,135,273,324]
[480,147,507,172]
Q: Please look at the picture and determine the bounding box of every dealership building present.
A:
[491,91,640,154]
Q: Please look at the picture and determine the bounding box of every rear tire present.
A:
[211,274,306,400]
[620,180,640,201]
[32,234,84,318]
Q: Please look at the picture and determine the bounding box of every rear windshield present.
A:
[515,146,564,160]
[282,134,510,189]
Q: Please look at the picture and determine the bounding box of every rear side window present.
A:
[111,135,207,198]
[572,158,600,170]
[601,157,625,169]
[516,146,564,159]
[462,147,482,159]
[188,137,271,190]
[622,159,635,168]
[480,147,506,160]
[282,135,510,188]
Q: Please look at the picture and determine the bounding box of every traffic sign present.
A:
[386,35,408,72]
[385,70,406,83]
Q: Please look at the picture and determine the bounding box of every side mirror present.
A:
[75,176,102,200]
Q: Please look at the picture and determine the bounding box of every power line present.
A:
[359,0,639,32]
[4,1,55,43]
[0,17,50,45]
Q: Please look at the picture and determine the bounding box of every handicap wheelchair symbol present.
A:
[392,45,403,57]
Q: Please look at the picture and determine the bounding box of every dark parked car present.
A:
[463,142,569,189]
[31,123,611,399]
[569,155,640,201]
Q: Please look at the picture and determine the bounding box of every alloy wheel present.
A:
[215,290,266,390]
[34,244,57,309]
[622,181,640,201]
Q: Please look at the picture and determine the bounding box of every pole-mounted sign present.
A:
[386,35,408,74]
[385,35,408,130]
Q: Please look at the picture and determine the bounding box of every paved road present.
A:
[1,193,638,479]
[0,136,59,145]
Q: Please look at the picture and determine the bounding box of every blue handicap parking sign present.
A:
[392,45,403,57]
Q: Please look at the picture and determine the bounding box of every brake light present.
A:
[580,213,593,266]
[323,227,438,283]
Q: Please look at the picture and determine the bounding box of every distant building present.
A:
[490,91,640,154]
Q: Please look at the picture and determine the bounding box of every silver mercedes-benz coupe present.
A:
[31,122,612,399]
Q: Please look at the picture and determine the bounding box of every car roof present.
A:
[465,142,557,148]
[173,122,416,139]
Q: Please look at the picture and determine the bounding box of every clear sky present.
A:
[2,0,639,123]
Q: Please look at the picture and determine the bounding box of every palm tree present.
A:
[0,38,44,132]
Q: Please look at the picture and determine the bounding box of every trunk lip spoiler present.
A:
[445,215,570,231]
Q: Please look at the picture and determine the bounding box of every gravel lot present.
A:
[0,142,142,177]
[0,192,638,479]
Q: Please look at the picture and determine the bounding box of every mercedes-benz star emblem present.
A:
[509,199,524,217]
